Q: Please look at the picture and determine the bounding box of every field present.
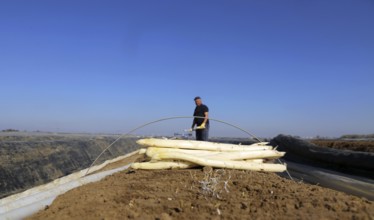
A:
[1,133,373,219]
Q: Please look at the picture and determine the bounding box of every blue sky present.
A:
[0,0,373,137]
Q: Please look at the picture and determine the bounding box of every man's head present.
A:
[194,96,202,106]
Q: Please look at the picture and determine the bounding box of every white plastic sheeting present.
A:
[0,150,138,220]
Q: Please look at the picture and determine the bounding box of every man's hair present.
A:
[194,96,201,101]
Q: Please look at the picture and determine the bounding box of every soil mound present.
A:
[28,168,373,220]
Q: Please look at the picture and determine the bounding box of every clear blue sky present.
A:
[0,0,373,137]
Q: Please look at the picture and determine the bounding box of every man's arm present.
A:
[202,112,209,125]
[195,112,208,130]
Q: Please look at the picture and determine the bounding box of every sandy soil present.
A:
[310,140,374,153]
[89,154,141,174]
[29,166,373,220]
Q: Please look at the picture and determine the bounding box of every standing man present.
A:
[191,96,209,141]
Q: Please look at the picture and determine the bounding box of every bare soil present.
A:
[310,140,374,153]
[29,166,373,220]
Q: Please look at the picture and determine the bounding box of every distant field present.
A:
[310,139,374,152]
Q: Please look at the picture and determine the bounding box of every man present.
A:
[191,96,209,141]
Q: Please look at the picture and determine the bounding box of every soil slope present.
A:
[0,133,138,198]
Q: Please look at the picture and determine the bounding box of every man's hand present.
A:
[196,123,206,130]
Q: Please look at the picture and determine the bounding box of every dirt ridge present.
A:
[28,167,374,220]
